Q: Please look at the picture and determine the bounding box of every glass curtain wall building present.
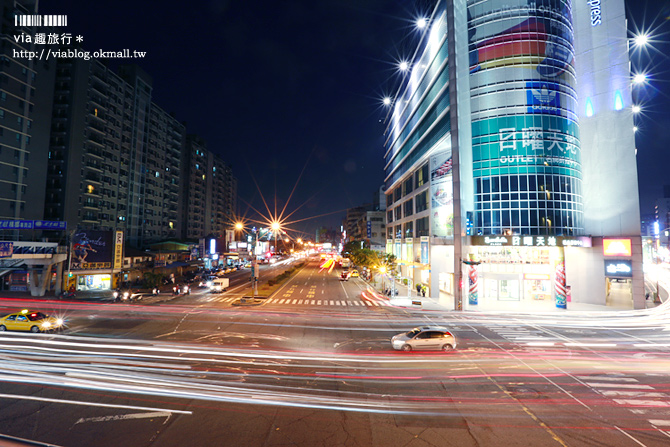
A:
[383,0,643,310]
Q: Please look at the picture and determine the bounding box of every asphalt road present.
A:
[1,256,670,446]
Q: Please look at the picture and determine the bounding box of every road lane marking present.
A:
[353,301,360,306]
[600,391,667,398]
[577,376,638,382]
[317,300,322,305]
[329,300,334,305]
[649,420,670,426]
[292,299,298,304]
[586,383,654,389]
[278,299,285,304]
[613,399,670,407]
[0,393,191,415]
[76,412,172,424]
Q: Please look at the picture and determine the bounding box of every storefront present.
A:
[76,273,112,291]
[467,236,591,308]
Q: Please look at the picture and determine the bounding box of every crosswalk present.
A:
[579,374,670,433]
[202,295,392,307]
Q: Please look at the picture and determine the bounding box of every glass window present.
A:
[415,163,429,188]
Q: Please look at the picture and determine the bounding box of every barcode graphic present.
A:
[14,15,67,27]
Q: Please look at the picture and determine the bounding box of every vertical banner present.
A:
[420,237,429,264]
[555,260,567,309]
[468,264,478,305]
[113,231,124,270]
[430,150,454,238]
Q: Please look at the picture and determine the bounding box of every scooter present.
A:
[60,290,76,299]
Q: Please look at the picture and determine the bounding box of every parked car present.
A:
[391,326,457,352]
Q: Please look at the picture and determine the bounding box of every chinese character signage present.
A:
[430,150,454,238]
[604,260,633,278]
[0,220,66,230]
[470,235,592,248]
[0,242,13,258]
[71,230,113,270]
[113,230,124,270]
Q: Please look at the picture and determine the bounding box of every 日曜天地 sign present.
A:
[470,235,592,248]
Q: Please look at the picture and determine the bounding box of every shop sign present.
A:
[588,0,602,26]
[603,239,632,257]
[471,235,592,247]
[113,231,123,270]
[604,260,632,277]
[0,242,13,258]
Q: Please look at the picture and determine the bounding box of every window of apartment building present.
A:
[416,216,429,237]
[387,228,393,239]
[395,225,402,239]
[403,177,414,196]
[404,221,413,238]
[415,190,428,212]
[415,163,429,189]
[386,193,393,207]
[403,198,414,217]
[387,210,393,223]
[393,187,401,202]
[394,205,401,221]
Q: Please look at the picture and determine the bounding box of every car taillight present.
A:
[444,332,452,337]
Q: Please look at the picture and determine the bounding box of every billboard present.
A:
[71,230,113,270]
[430,150,454,238]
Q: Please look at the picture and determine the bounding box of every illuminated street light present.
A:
[235,222,244,231]
[634,126,639,133]
[633,73,648,85]
[633,33,649,47]
[271,222,280,231]
[382,97,392,106]
[632,105,642,114]
[398,61,409,71]
[416,18,427,29]
[297,238,302,244]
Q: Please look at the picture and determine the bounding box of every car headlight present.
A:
[55,319,64,326]
[41,322,51,328]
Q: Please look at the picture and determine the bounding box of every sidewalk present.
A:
[366,275,664,313]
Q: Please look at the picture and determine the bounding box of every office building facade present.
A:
[384,0,642,309]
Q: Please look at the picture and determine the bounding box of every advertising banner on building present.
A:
[430,150,454,238]
[113,231,123,270]
[71,230,113,270]
[420,236,429,264]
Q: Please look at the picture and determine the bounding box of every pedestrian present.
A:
[416,283,421,294]
[421,286,426,297]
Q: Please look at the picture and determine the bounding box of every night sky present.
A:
[43,0,670,237]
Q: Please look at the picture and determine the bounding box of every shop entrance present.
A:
[484,276,520,301]
[606,278,633,308]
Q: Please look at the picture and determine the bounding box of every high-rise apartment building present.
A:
[0,0,55,237]
[44,61,185,247]
[383,0,642,309]
[183,134,237,240]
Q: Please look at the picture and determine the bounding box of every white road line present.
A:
[369,301,378,306]
[321,290,324,294]
[292,299,298,304]
[77,412,172,424]
[613,399,670,407]
[577,376,638,382]
[278,299,285,304]
[353,301,361,306]
[649,420,670,426]
[337,301,343,306]
[329,300,335,306]
[0,393,191,415]
[587,383,654,389]
[600,391,667,398]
